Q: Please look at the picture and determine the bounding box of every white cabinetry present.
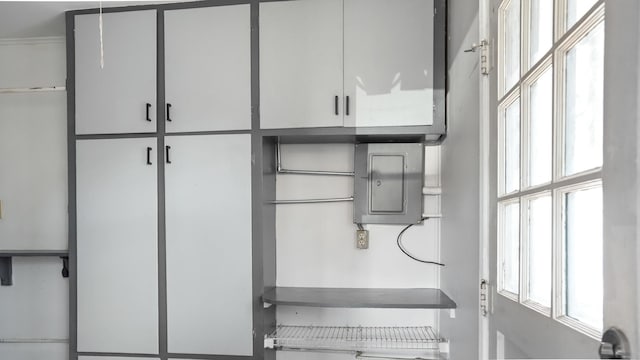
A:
[260,0,435,129]
[76,138,159,354]
[165,5,251,132]
[74,11,157,135]
[260,0,344,129]
[76,5,251,135]
[74,6,254,357]
[344,0,434,127]
[165,134,253,355]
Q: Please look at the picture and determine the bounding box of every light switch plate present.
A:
[356,230,369,249]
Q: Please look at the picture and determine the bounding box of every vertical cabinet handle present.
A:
[334,96,339,116]
[346,96,350,116]
[166,103,172,122]
[146,147,153,165]
[166,146,171,164]
[146,103,152,122]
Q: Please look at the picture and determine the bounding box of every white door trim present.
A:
[479,0,492,359]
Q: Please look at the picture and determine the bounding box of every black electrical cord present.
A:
[396,217,445,266]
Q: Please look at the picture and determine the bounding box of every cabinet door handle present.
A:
[146,147,153,165]
[166,103,172,122]
[146,103,152,122]
[166,145,171,164]
[334,96,339,116]
[346,96,350,116]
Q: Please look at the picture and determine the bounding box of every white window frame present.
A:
[497,91,521,197]
[554,7,605,182]
[521,58,552,191]
[497,0,604,339]
[497,198,520,302]
[553,180,603,339]
[520,191,552,316]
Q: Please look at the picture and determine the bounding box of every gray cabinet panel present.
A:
[165,134,253,356]
[76,138,159,354]
[260,0,344,129]
[74,11,157,135]
[344,0,435,127]
[165,5,251,132]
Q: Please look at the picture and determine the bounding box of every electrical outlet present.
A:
[356,230,369,249]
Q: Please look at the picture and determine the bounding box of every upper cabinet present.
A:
[75,5,251,136]
[75,10,157,135]
[344,0,434,127]
[260,0,439,130]
[164,5,251,133]
[260,0,344,129]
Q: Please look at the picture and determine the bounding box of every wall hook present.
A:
[464,39,491,75]
[464,39,488,53]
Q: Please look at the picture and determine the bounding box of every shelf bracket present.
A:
[61,256,69,278]
[0,257,13,286]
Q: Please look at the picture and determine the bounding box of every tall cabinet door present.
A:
[260,0,343,129]
[75,10,157,135]
[344,0,434,127]
[165,5,251,132]
[165,134,253,356]
[76,138,159,354]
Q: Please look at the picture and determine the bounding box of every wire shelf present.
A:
[265,325,445,352]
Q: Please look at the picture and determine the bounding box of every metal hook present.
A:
[464,39,489,53]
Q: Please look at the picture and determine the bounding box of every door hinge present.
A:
[464,39,491,76]
[480,279,489,317]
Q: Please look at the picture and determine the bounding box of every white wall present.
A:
[0,37,68,360]
[440,1,481,359]
[275,143,443,360]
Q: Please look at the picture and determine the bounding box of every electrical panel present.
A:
[353,143,424,225]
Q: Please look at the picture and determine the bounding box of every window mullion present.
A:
[551,186,563,320]
[519,194,527,304]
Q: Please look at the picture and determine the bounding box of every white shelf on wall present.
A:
[265,325,448,358]
[0,250,69,286]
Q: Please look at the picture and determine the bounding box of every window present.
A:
[497,0,604,338]
[498,200,520,298]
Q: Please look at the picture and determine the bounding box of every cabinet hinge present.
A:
[480,279,489,317]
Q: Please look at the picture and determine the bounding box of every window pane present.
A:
[565,186,603,330]
[500,202,520,294]
[529,69,552,186]
[503,0,520,92]
[567,0,598,30]
[529,0,553,67]
[527,195,551,307]
[504,99,520,193]
[564,22,604,176]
